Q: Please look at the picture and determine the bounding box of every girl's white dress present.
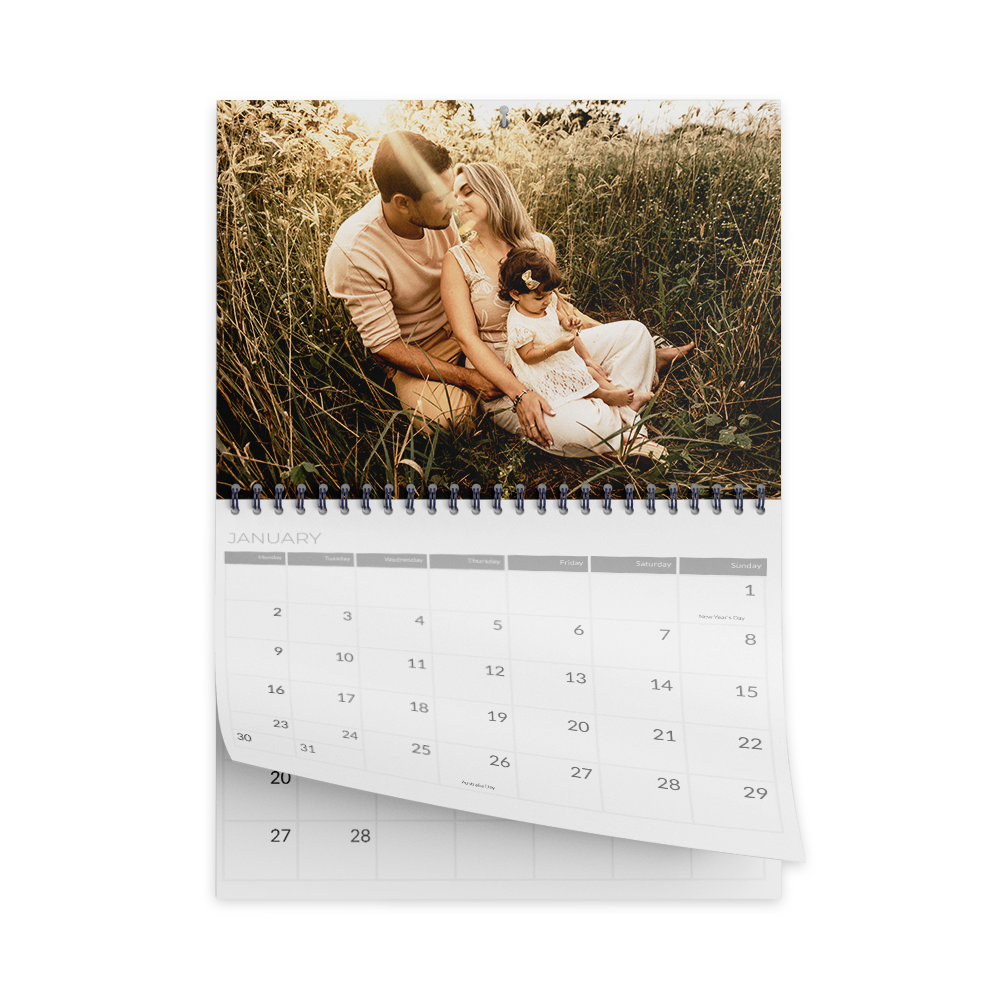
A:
[448,236,657,458]
[505,300,599,405]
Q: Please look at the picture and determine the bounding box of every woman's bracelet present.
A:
[512,390,528,411]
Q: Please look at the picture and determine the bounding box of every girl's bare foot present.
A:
[629,390,654,412]
[595,386,634,407]
[655,342,695,370]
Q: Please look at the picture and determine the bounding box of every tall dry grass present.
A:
[217,100,781,498]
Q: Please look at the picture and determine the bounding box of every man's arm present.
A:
[327,236,501,398]
[374,338,502,398]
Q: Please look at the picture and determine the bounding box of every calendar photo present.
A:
[216,100,781,499]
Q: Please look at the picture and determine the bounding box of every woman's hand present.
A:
[463,369,505,401]
[515,391,556,447]
[555,294,597,330]
[554,294,576,328]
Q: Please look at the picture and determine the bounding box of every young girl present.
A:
[500,248,653,411]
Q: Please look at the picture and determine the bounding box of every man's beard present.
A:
[409,207,453,231]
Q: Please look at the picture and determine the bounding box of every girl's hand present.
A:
[554,333,578,353]
[516,391,556,447]
[587,361,611,381]
[559,313,582,331]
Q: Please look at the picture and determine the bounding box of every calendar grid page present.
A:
[215,499,802,861]
[217,735,781,900]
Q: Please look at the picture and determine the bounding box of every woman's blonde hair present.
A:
[456,162,536,248]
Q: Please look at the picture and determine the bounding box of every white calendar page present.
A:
[216,499,802,861]
[217,734,780,899]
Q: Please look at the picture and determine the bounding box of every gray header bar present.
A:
[430,554,505,570]
[680,557,767,576]
[288,552,354,567]
[592,556,676,574]
[225,551,286,565]
[509,555,587,573]
[357,553,428,569]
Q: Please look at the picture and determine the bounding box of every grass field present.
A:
[217,100,781,500]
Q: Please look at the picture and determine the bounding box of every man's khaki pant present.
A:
[389,326,476,433]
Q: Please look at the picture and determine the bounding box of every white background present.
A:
[6,3,996,997]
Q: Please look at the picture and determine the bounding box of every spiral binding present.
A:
[231,483,768,514]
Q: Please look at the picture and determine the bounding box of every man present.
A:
[324,130,500,430]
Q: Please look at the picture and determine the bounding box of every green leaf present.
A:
[735,433,753,449]
[718,428,736,445]
[738,415,754,427]
[287,462,318,486]
[705,414,723,426]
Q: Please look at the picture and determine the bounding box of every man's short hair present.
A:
[372,131,452,203]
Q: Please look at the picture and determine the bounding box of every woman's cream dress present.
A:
[448,236,657,457]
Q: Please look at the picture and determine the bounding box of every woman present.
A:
[440,162,693,457]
